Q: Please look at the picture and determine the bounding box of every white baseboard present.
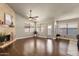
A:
[16,36,33,40]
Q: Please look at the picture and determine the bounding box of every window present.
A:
[48,25,52,35]
[30,23,34,32]
[24,23,30,32]
[40,24,44,32]
[67,22,78,38]
[57,23,67,36]
[37,24,41,32]
[24,22,41,33]
[57,22,78,38]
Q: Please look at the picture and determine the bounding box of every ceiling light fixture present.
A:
[26,9,39,37]
[27,9,39,21]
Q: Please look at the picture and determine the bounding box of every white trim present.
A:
[16,36,32,40]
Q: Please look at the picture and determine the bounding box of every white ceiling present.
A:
[8,3,79,21]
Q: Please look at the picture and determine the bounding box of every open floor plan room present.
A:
[0,3,79,56]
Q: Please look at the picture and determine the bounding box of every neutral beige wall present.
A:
[15,13,33,39]
[15,13,55,39]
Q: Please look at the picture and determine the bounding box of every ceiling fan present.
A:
[27,9,39,21]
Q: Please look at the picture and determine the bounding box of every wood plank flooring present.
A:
[0,37,72,56]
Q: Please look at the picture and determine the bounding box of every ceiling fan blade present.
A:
[34,16,39,18]
[32,16,39,19]
[26,9,39,21]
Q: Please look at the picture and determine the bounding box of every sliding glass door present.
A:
[56,22,78,39]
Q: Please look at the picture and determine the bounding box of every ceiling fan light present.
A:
[29,18,32,20]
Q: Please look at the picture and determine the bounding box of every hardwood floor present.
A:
[0,37,70,56]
